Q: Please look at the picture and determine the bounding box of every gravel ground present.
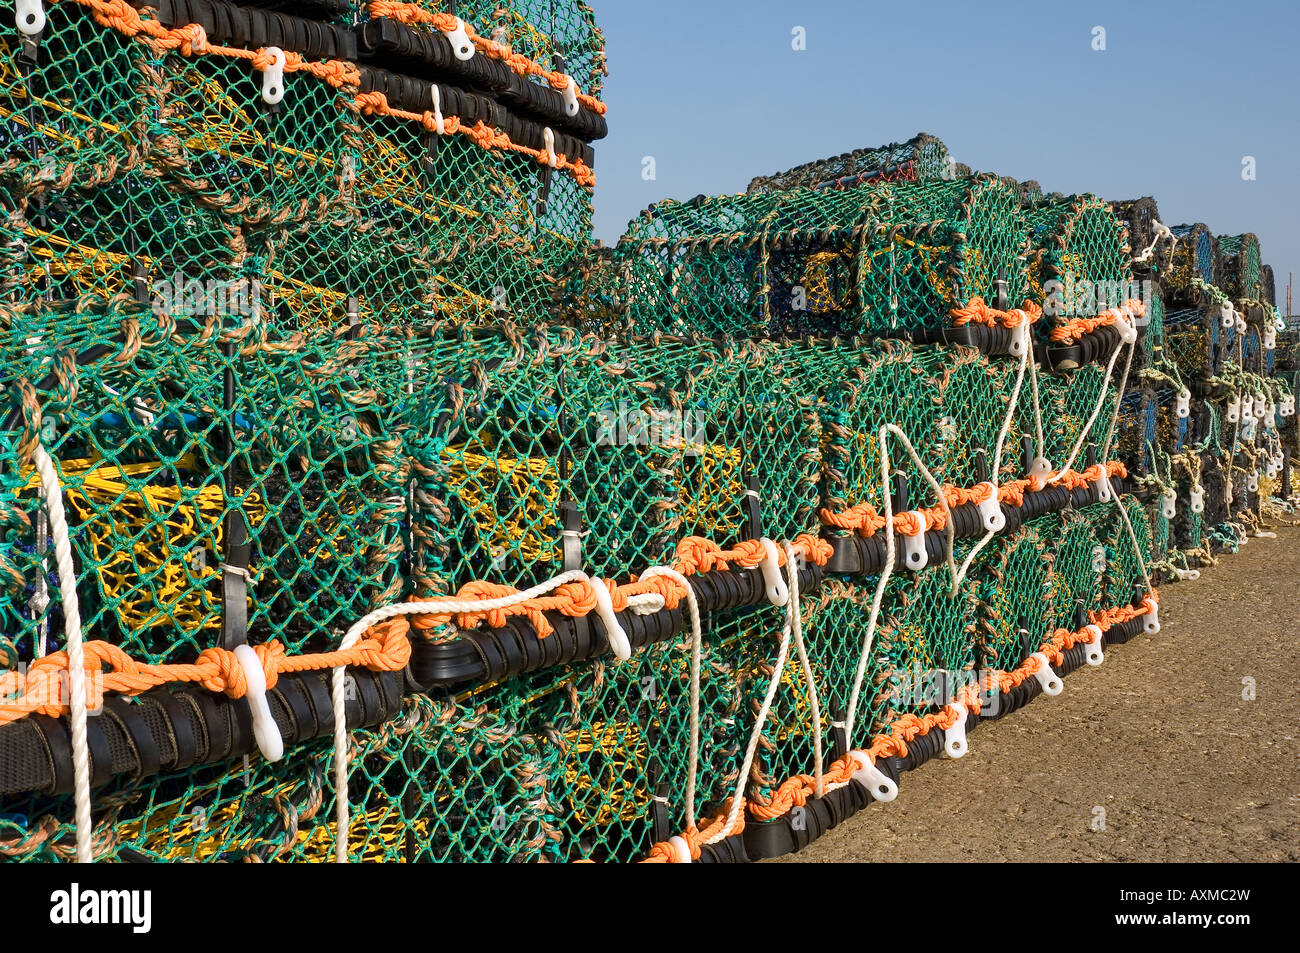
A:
[774,524,1300,863]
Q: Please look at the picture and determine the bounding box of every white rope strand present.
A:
[330,568,633,862]
[31,443,92,864]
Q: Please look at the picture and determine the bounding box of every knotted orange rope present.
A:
[0,618,411,727]
[1050,298,1146,344]
[820,463,1127,537]
[950,298,1043,328]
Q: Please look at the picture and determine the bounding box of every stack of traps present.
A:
[0,5,1294,863]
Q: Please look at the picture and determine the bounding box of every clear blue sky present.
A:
[590,0,1300,312]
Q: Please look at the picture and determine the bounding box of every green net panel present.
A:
[1,694,560,862]
[1164,304,1219,380]
[1164,224,1219,306]
[515,618,743,862]
[0,4,148,198]
[0,301,407,663]
[1217,234,1261,301]
[1031,507,1104,631]
[746,132,955,194]
[612,175,1029,339]
[741,559,979,810]
[1096,494,1152,607]
[975,523,1052,672]
[1025,194,1133,338]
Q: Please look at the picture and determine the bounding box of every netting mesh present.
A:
[0,4,1276,864]
[612,176,1029,338]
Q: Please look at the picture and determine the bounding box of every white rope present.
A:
[881,423,958,590]
[1133,219,1175,264]
[1050,335,1130,480]
[951,337,1031,591]
[31,443,93,863]
[704,544,804,845]
[639,564,703,825]
[329,568,660,862]
[844,428,896,745]
[782,542,822,797]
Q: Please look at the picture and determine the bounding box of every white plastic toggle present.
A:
[900,513,929,571]
[1265,459,1278,480]
[233,644,284,761]
[1175,389,1190,419]
[1220,304,1235,329]
[1247,472,1259,493]
[589,577,631,661]
[1284,395,1296,417]
[446,17,476,60]
[1029,456,1053,479]
[559,75,580,118]
[975,483,1005,532]
[1082,623,1105,666]
[260,47,286,105]
[1190,483,1205,514]
[849,750,899,802]
[758,538,790,607]
[1030,652,1063,695]
[1173,567,1200,581]
[1008,319,1029,358]
[1264,325,1277,350]
[1114,311,1138,345]
[1266,402,1277,426]
[542,126,558,168]
[668,835,692,864]
[429,85,446,135]
[1143,599,1160,635]
[1095,470,1113,503]
[16,0,44,35]
[1226,396,1240,424]
[1160,488,1176,520]
[942,702,968,759]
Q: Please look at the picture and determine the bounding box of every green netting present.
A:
[0,3,1250,865]
[1026,194,1133,341]
[0,5,148,197]
[612,175,1029,338]
[1217,234,1261,300]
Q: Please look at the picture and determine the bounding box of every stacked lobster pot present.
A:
[0,3,1290,867]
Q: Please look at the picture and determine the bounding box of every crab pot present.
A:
[1026,193,1134,343]
[614,175,1029,339]
[746,132,955,194]
[1163,223,1221,307]
[1217,233,1262,300]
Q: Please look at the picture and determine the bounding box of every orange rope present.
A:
[366,1,608,116]
[1050,299,1146,345]
[820,462,1127,537]
[949,298,1043,328]
[0,618,411,727]
[1,530,830,728]
[353,90,596,187]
